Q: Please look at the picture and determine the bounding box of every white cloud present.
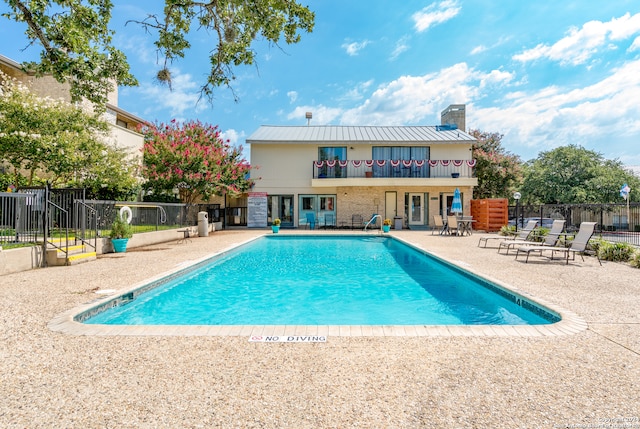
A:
[340,79,375,101]
[412,0,461,33]
[338,63,513,125]
[470,45,487,55]
[342,40,371,56]
[287,91,298,103]
[390,36,410,60]
[514,12,640,65]
[221,128,242,145]
[138,68,206,117]
[470,36,511,56]
[471,59,640,162]
[629,35,640,52]
[287,105,343,125]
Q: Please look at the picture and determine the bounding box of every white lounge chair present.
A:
[514,222,600,265]
[478,220,538,248]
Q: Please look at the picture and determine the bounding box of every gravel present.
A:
[1,229,638,428]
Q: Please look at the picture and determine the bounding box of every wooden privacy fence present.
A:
[470,198,508,232]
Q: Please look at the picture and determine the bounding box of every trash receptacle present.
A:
[394,216,403,230]
[197,211,209,237]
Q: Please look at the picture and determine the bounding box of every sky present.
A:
[1,0,640,168]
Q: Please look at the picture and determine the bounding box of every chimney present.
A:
[440,104,465,132]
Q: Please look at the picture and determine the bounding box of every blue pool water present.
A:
[85,236,558,326]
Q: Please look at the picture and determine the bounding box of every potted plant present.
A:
[109,213,133,253]
[271,218,281,233]
[382,218,392,233]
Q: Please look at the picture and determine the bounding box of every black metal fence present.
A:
[84,200,195,236]
[512,203,640,246]
[0,191,44,245]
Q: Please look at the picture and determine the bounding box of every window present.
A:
[318,147,347,178]
[320,196,334,211]
[372,146,430,177]
[302,197,314,210]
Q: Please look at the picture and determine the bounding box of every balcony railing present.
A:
[312,159,476,179]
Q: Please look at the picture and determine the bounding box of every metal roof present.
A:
[246,125,476,144]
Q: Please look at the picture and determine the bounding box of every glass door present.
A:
[408,193,424,226]
[268,195,293,227]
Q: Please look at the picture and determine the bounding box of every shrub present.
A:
[597,241,634,262]
[499,225,515,236]
[629,251,640,268]
[109,213,133,239]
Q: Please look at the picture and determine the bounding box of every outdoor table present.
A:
[457,218,475,236]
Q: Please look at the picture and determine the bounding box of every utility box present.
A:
[197,211,209,237]
[394,216,403,230]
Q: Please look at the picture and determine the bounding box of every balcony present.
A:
[312,159,476,180]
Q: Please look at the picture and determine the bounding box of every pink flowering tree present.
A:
[470,129,522,200]
[140,120,253,204]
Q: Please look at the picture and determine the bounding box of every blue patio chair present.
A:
[306,212,316,230]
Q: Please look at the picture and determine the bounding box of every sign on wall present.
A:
[247,192,268,228]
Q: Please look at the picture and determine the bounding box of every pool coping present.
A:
[48,233,588,338]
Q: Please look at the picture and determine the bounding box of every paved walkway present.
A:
[1,229,638,428]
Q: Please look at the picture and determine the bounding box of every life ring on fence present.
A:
[119,206,133,224]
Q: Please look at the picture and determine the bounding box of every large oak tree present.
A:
[520,145,639,204]
[2,0,315,107]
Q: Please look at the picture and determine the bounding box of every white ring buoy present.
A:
[119,206,133,224]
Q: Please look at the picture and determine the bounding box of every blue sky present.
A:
[2,0,640,167]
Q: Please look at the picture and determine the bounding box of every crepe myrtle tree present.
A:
[1,0,315,108]
[140,119,253,205]
[470,129,523,200]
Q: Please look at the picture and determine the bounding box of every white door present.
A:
[385,191,397,221]
[408,193,424,226]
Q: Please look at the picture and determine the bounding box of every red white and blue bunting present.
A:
[313,159,477,167]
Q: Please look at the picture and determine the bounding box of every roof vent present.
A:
[305,112,312,126]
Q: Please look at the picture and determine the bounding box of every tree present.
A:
[520,145,640,204]
[469,129,523,200]
[2,0,315,107]
[140,120,253,205]
[0,70,139,198]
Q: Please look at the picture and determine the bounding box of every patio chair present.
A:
[514,222,601,265]
[351,214,363,230]
[431,215,445,235]
[478,220,538,248]
[305,212,316,230]
[364,214,380,230]
[323,213,335,229]
[498,219,566,255]
[446,215,460,236]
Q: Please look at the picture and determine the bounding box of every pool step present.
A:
[46,243,97,266]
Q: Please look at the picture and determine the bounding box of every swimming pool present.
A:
[82,235,559,326]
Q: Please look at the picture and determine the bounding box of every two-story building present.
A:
[247,104,478,230]
[0,53,146,159]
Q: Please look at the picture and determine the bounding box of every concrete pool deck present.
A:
[1,229,639,427]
